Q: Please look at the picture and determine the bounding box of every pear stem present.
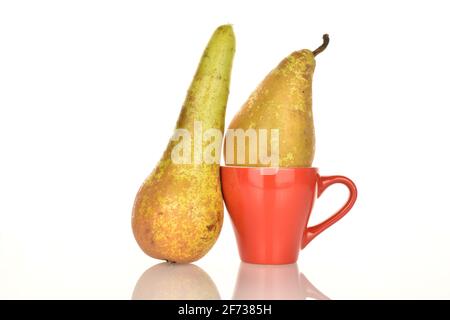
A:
[313,34,330,56]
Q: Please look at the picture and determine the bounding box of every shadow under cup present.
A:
[220,166,357,265]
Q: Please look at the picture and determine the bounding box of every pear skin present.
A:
[225,35,329,167]
[132,25,235,263]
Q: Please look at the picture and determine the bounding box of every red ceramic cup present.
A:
[220,167,357,265]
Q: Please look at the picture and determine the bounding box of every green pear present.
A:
[132,25,235,263]
[225,35,329,167]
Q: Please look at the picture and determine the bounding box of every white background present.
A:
[1,0,450,299]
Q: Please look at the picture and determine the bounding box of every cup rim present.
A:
[220,165,318,170]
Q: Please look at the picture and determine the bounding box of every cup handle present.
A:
[301,175,357,249]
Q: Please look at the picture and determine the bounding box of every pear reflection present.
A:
[132,263,221,300]
[233,263,329,300]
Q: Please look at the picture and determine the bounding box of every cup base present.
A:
[240,257,298,265]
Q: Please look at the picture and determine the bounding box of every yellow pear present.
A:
[225,35,329,167]
[132,25,235,263]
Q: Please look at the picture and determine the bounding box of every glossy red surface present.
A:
[220,167,357,264]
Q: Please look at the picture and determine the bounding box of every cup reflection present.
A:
[132,262,221,300]
[233,262,329,300]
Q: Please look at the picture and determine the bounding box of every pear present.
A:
[225,35,329,167]
[132,25,235,263]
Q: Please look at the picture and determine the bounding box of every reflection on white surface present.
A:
[233,262,329,300]
[132,262,221,300]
